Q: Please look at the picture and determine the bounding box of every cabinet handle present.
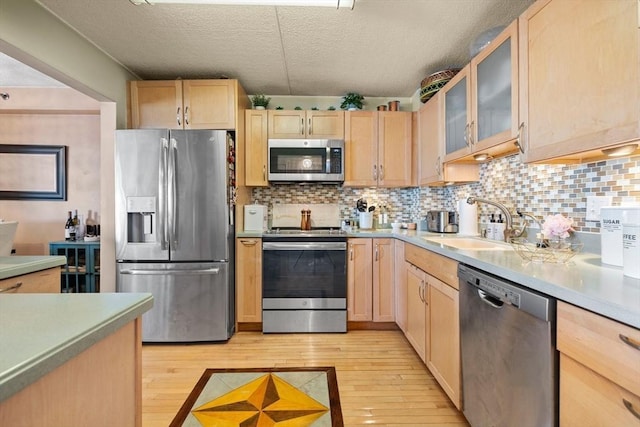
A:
[623,399,640,421]
[619,334,640,351]
[0,281,22,293]
[379,164,384,180]
[373,164,377,180]
[300,118,304,135]
[464,123,470,147]
[375,243,379,261]
[350,246,353,261]
[515,122,526,154]
[184,106,190,126]
[469,120,475,147]
[176,107,181,126]
[263,165,266,181]
[240,239,257,246]
[308,117,312,135]
[435,156,441,178]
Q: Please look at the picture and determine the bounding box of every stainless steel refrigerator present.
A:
[115,129,234,342]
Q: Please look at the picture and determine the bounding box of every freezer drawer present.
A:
[117,262,234,342]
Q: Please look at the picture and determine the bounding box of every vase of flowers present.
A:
[542,214,574,249]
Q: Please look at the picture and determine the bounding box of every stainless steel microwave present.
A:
[267,139,345,183]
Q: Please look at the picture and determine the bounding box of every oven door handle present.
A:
[263,242,347,251]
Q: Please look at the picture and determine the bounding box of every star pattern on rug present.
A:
[191,373,329,426]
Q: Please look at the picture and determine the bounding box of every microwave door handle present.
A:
[326,146,331,173]
[159,138,169,250]
[168,138,178,248]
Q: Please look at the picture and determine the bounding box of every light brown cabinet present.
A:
[344,111,412,187]
[129,79,242,130]
[442,21,521,163]
[557,301,640,425]
[244,110,268,187]
[403,243,461,409]
[0,267,59,293]
[267,110,344,139]
[235,238,262,323]
[347,238,395,322]
[405,261,427,362]
[394,239,407,333]
[417,92,478,186]
[426,274,461,409]
[518,0,640,162]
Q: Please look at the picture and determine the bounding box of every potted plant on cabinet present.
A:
[251,94,271,110]
[340,92,364,110]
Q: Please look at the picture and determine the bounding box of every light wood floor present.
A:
[141,330,469,426]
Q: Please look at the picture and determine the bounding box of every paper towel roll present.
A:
[458,199,479,236]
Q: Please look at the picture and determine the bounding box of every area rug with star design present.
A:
[169,367,343,427]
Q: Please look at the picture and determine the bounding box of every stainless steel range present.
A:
[262,229,347,333]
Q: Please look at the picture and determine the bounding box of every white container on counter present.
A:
[600,206,640,266]
[623,223,640,279]
[359,212,374,229]
[244,204,267,231]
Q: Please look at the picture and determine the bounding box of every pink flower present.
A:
[542,214,574,239]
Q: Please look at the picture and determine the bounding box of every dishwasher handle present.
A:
[478,289,504,308]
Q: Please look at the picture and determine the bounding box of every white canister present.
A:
[623,223,640,279]
[244,204,267,231]
[600,206,640,266]
[359,212,374,229]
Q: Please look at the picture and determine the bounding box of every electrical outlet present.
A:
[586,196,612,221]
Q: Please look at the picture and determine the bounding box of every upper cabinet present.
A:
[443,21,521,163]
[518,0,640,162]
[267,110,344,139]
[244,109,269,187]
[344,111,413,187]
[418,92,479,186]
[129,79,243,130]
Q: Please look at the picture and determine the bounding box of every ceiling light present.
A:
[601,144,638,157]
[473,153,492,162]
[129,0,356,8]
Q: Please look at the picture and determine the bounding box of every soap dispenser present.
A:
[494,214,506,241]
[487,214,496,240]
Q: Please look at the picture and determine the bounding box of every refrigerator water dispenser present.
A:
[127,196,156,243]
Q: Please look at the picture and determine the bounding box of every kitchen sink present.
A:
[424,237,512,251]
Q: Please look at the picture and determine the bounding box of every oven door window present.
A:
[263,244,346,299]
[269,147,327,174]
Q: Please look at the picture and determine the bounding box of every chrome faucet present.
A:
[466,197,525,241]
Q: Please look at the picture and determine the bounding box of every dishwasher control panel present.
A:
[475,277,521,307]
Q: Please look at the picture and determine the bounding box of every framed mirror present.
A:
[0,144,67,200]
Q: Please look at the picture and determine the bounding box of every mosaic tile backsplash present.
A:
[251,154,640,234]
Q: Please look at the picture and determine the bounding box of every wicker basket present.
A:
[420,68,461,103]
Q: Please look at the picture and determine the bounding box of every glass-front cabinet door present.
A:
[443,65,472,162]
[472,21,519,153]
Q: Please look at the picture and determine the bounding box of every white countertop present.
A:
[0,293,153,402]
[0,256,67,280]
[238,229,640,328]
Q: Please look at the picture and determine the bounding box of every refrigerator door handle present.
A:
[168,137,178,249]
[159,138,169,250]
[120,268,221,276]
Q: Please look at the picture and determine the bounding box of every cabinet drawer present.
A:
[560,353,640,426]
[557,301,640,396]
[0,267,59,293]
[404,244,458,289]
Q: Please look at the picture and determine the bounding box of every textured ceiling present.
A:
[16,0,533,97]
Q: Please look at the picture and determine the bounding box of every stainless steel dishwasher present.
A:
[459,264,558,427]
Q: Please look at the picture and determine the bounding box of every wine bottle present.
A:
[65,211,74,241]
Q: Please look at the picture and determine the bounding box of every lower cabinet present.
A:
[557,301,640,425]
[49,241,100,293]
[403,243,462,410]
[394,239,407,332]
[405,261,427,361]
[347,238,395,322]
[426,274,461,409]
[0,268,59,293]
[236,238,262,323]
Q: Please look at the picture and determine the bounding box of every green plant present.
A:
[311,107,319,110]
[294,106,302,110]
[340,92,364,110]
[328,106,336,111]
[251,94,271,108]
[276,106,284,110]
